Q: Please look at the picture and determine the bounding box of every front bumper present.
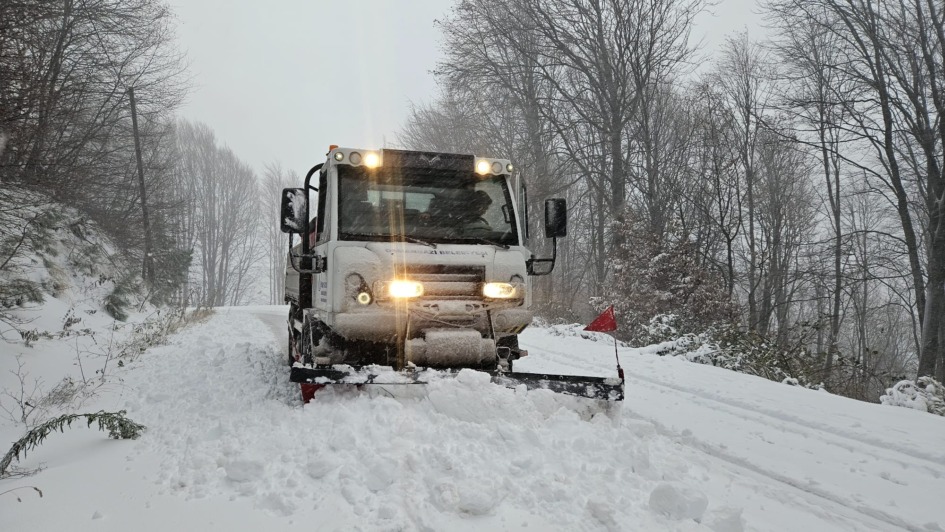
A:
[329,302,532,342]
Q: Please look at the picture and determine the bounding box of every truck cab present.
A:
[281,147,623,401]
[283,147,565,372]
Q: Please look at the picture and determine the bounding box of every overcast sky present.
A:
[171,0,763,178]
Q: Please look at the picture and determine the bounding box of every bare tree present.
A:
[261,162,298,305]
[710,33,776,332]
[752,128,817,342]
[769,11,852,381]
[174,121,262,307]
[688,82,743,296]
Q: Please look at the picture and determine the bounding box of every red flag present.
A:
[585,305,617,332]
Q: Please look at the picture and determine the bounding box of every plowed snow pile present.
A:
[3,306,945,531]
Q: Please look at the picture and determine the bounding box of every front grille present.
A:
[406,264,484,299]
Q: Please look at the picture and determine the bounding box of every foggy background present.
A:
[172,0,763,175]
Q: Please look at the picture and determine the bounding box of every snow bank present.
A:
[4,306,945,531]
[0,197,163,437]
[112,309,673,530]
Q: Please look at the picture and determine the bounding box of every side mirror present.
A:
[544,198,567,238]
[280,188,307,233]
[528,198,566,276]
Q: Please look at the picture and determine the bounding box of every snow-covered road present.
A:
[3,306,944,531]
[519,326,945,531]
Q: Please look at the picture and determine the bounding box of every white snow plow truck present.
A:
[281,147,624,401]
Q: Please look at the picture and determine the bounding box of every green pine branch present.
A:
[0,410,145,477]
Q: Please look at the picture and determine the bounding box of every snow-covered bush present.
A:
[702,323,824,387]
[644,314,681,343]
[637,320,826,390]
[599,214,738,345]
[880,377,945,416]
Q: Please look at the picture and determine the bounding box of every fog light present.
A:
[357,292,372,305]
[476,160,491,175]
[388,280,423,298]
[483,282,518,299]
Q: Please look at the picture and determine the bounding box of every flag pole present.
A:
[613,334,624,380]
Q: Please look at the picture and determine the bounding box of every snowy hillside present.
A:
[2,306,945,531]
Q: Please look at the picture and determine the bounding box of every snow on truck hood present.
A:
[365,241,495,262]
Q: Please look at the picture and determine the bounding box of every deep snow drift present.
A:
[2,306,945,531]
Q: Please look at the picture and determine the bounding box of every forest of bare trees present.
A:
[1,0,188,302]
[0,0,286,315]
[400,0,945,400]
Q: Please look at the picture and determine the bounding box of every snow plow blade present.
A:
[490,372,624,401]
[289,365,624,401]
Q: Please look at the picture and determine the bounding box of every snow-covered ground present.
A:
[3,305,945,531]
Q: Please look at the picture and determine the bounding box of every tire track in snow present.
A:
[527,339,945,471]
[521,339,930,532]
[618,408,916,532]
[627,372,945,471]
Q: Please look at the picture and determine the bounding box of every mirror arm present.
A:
[526,237,558,276]
[287,234,325,274]
[300,163,323,250]
[298,164,324,309]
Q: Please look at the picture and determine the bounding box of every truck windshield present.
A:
[338,168,519,246]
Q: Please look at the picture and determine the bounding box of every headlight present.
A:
[388,280,424,298]
[483,282,520,299]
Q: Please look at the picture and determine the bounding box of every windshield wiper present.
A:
[401,235,437,248]
[463,237,511,250]
[342,232,437,248]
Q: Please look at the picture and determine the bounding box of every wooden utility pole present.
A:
[128,87,154,283]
